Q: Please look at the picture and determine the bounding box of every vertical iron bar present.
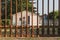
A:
[0,0,1,26]
[31,0,34,37]
[42,0,44,35]
[10,0,12,37]
[16,0,17,37]
[26,0,28,37]
[48,0,49,36]
[58,0,60,36]
[59,0,60,26]
[53,0,55,35]
[5,0,7,37]
[20,0,23,37]
[0,0,1,37]
[53,0,54,26]
[37,0,39,37]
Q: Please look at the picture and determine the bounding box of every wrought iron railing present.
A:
[0,0,60,37]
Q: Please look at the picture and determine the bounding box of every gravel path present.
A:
[0,37,60,40]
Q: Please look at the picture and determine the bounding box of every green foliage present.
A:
[2,0,32,19]
[2,19,10,25]
[49,11,59,19]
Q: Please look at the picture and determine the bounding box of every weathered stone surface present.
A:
[0,37,60,40]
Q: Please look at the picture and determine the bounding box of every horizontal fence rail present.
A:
[0,0,60,37]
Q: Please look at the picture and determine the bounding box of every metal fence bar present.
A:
[26,0,28,37]
[53,0,55,26]
[16,0,18,37]
[0,0,1,37]
[58,0,60,36]
[0,0,1,26]
[20,0,23,37]
[37,0,39,37]
[10,0,12,37]
[5,0,7,37]
[47,0,49,35]
[58,1,60,36]
[42,0,44,35]
[31,0,34,37]
[53,0,55,35]
[59,0,60,26]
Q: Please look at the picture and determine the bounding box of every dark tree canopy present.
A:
[2,0,32,19]
[49,11,59,19]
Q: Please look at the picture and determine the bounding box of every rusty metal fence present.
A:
[0,0,60,37]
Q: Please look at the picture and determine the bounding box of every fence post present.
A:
[31,0,34,37]
[5,0,7,37]
[42,0,44,36]
[10,0,12,37]
[20,0,23,37]
[37,0,39,37]
[0,0,1,37]
[26,0,28,37]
